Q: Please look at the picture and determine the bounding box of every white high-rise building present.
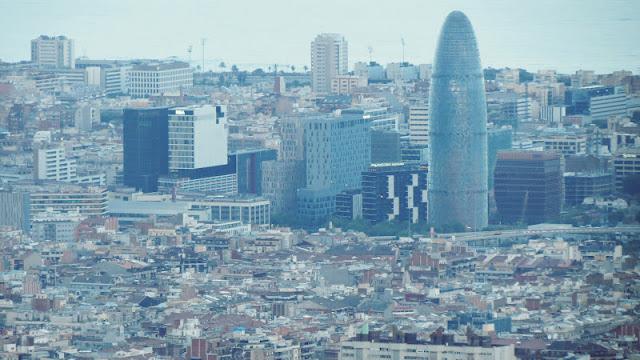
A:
[31,35,75,69]
[33,145,106,186]
[128,61,193,98]
[34,146,77,182]
[590,86,627,123]
[409,105,429,146]
[310,33,348,94]
[168,105,228,171]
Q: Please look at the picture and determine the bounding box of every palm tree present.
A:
[303,65,308,73]
[290,65,296,72]
[219,61,226,71]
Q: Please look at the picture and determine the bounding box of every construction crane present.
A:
[200,38,206,72]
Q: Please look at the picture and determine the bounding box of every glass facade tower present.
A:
[123,107,169,192]
[428,11,488,230]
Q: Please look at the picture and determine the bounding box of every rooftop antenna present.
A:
[400,37,406,64]
[368,46,373,63]
[187,45,193,65]
[201,38,206,72]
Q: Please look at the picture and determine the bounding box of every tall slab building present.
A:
[428,11,488,230]
[310,33,348,94]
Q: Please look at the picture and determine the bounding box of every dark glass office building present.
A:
[428,11,488,230]
[123,107,169,192]
[564,172,613,206]
[362,163,428,224]
[488,126,513,190]
[234,148,278,195]
[494,151,562,224]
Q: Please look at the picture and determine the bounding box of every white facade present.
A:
[128,62,193,98]
[409,105,429,146]
[33,146,106,186]
[31,35,75,68]
[28,186,108,217]
[311,33,348,94]
[158,174,237,194]
[331,75,367,94]
[539,105,566,124]
[85,66,102,86]
[533,135,587,155]
[31,210,84,242]
[201,197,271,225]
[34,147,77,182]
[590,88,627,123]
[339,340,515,360]
[168,105,228,170]
[102,65,130,95]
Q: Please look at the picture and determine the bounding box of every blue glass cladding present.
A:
[428,11,488,230]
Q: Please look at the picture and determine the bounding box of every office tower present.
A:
[589,87,628,123]
[335,190,363,220]
[168,105,227,171]
[234,148,278,195]
[564,172,613,206]
[31,35,75,68]
[361,163,428,224]
[297,113,371,222]
[128,61,193,98]
[428,11,488,230]
[371,130,401,164]
[206,197,271,225]
[261,117,306,214]
[158,105,235,194]
[612,148,640,190]
[487,126,513,190]
[341,106,401,131]
[76,59,132,95]
[12,183,108,217]
[409,105,429,146]
[33,146,77,182]
[162,105,233,193]
[310,33,348,94]
[123,107,169,192]
[566,85,627,124]
[494,151,562,224]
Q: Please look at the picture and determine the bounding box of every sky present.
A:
[1,0,639,74]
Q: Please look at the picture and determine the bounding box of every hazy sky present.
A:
[1,0,639,73]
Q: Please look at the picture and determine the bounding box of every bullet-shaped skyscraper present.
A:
[428,11,488,230]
